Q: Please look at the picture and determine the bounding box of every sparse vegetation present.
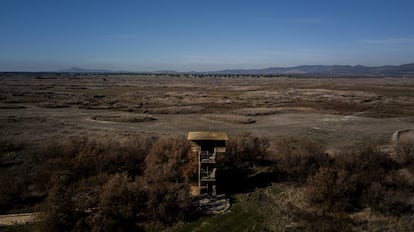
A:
[395,140,414,167]
[204,114,256,124]
[307,147,402,212]
[270,137,329,183]
[1,74,414,231]
[91,114,156,123]
[219,132,269,168]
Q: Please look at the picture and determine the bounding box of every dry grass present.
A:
[0,104,26,109]
[145,105,205,114]
[269,137,329,183]
[35,102,69,108]
[91,114,156,123]
[233,107,315,116]
[1,74,414,147]
[203,114,256,124]
[2,74,414,231]
[306,146,413,215]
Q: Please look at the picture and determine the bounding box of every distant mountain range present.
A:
[59,63,414,77]
[208,63,414,77]
[59,67,118,73]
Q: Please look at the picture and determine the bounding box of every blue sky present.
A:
[1,0,414,72]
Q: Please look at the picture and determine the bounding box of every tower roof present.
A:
[187,131,228,141]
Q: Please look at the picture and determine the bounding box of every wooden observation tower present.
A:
[187,131,228,196]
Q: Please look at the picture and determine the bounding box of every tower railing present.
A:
[200,168,216,180]
[200,151,216,162]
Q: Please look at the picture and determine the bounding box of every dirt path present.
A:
[0,212,39,226]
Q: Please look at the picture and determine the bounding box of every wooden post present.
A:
[198,150,201,195]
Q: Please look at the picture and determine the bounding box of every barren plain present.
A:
[2,73,414,231]
[1,73,414,148]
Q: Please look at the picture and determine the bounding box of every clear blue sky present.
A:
[1,0,414,72]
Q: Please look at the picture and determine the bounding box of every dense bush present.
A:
[3,133,413,230]
[394,140,414,167]
[89,173,147,232]
[145,137,192,182]
[306,167,357,212]
[0,140,39,213]
[35,135,192,232]
[270,137,329,183]
[38,174,108,231]
[218,132,269,168]
[0,170,20,212]
[30,137,149,198]
[144,137,192,225]
[215,132,270,193]
[306,146,411,214]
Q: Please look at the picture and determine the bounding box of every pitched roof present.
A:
[187,131,229,141]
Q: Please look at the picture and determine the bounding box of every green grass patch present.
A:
[175,196,265,232]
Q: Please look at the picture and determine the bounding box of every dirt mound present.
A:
[91,114,156,123]
[145,105,204,114]
[391,129,414,143]
[204,114,256,124]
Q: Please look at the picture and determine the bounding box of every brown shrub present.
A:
[88,173,147,232]
[37,174,86,232]
[306,167,358,212]
[34,136,154,192]
[306,146,411,214]
[36,135,193,231]
[394,140,414,167]
[270,137,329,183]
[334,146,398,176]
[145,182,190,226]
[143,136,192,226]
[0,139,26,153]
[0,141,40,213]
[144,136,192,182]
[218,132,269,168]
[0,171,19,212]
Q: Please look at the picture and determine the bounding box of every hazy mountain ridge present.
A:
[57,63,414,77]
[209,63,414,76]
[59,67,121,73]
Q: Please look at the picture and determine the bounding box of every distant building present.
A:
[187,131,228,196]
